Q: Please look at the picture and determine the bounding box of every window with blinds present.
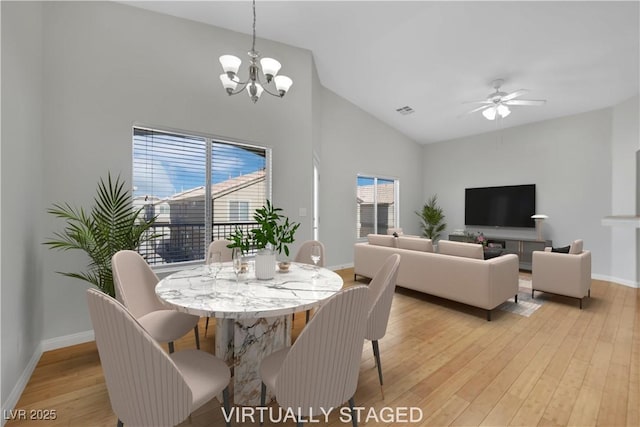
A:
[133,127,270,265]
[356,175,398,238]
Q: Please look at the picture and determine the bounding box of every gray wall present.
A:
[610,95,639,285]
[1,1,45,408]
[38,1,316,341]
[319,89,424,268]
[422,109,613,278]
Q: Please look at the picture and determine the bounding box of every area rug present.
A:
[497,278,543,317]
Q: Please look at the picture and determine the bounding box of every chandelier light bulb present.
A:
[219,55,241,76]
[247,82,264,103]
[482,107,497,120]
[274,75,293,97]
[260,57,281,82]
[219,74,238,94]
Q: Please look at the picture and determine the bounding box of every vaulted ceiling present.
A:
[122,1,640,144]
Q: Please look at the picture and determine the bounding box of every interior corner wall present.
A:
[422,109,612,279]
[318,88,423,268]
[610,95,639,286]
[1,1,45,410]
[39,1,314,341]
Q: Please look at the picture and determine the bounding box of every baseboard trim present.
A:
[328,263,354,272]
[592,274,639,288]
[41,330,94,352]
[1,343,43,425]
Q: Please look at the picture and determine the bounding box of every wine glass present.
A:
[310,245,321,278]
[232,247,243,294]
[208,251,222,295]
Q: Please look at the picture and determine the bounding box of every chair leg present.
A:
[515,294,518,304]
[222,386,231,427]
[588,289,591,298]
[259,382,266,427]
[486,310,492,321]
[205,317,210,337]
[194,325,200,350]
[117,419,123,427]
[580,298,583,309]
[532,289,535,298]
[168,342,175,353]
[305,310,310,323]
[349,397,358,427]
[372,340,384,399]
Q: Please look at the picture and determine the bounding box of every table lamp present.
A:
[531,214,549,241]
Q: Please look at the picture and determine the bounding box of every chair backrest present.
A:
[112,250,164,318]
[294,240,326,267]
[207,239,233,263]
[275,286,368,417]
[366,254,401,341]
[86,288,192,426]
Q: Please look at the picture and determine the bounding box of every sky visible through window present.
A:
[133,130,266,199]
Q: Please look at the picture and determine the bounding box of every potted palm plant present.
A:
[416,194,447,244]
[228,200,300,279]
[44,173,160,297]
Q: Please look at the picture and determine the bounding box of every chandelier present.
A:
[218,0,293,103]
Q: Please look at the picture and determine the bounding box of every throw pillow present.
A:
[551,245,570,253]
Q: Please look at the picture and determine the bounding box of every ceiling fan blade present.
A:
[467,104,492,114]
[504,99,546,106]
[501,89,528,102]
[463,100,492,105]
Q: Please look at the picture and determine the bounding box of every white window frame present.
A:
[356,174,400,240]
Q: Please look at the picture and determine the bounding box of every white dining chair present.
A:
[204,239,234,336]
[293,240,326,323]
[86,288,231,427]
[259,285,368,427]
[112,250,200,353]
[365,253,401,399]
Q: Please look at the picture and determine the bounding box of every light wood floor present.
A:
[7,269,639,426]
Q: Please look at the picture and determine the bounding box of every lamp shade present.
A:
[219,55,241,75]
[482,107,497,120]
[497,104,511,118]
[260,57,281,79]
[219,74,238,91]
[274,75,293,95]
[247,82,264,102]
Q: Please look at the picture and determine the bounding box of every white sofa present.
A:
[354,235,520,320]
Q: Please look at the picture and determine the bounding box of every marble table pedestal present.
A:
[215,316,292,406]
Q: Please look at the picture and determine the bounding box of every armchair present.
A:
[532,240,592,308]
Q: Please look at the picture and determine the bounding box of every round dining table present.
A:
[155,261,343,406]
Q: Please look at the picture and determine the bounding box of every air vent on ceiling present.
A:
[395,106,415,115]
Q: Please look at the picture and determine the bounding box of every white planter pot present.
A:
[254,249,276,280]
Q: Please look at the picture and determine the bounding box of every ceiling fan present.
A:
[466,79,546,120]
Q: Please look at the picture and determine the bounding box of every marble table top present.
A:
[155,262,344,319]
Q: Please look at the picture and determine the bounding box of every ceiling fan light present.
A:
[219,55,241,75]
[482,107,497,120]
[260,57,281,82]
[274,75,293,97]
[497,104,511,118]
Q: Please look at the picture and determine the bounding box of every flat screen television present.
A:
[465,184,536,228]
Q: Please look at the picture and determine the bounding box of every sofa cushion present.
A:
[367,234,396,247]
[397,236,433,252]
[438,240,483,259]
[569,239,583,254]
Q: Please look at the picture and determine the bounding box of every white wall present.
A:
[1,1,45,410]
[319,89,424,268]
[39,1,315,341]
[610,95,639,286]
[422,109,613,278]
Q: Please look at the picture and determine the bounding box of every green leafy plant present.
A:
[228,200,300,256]
[416,194,447,242]
[44,173,160,297]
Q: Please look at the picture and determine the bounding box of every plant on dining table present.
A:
[227,200,300,256]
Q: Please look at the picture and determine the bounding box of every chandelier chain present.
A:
[251,0,257,54]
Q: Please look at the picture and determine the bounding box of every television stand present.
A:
[448,234,551,271]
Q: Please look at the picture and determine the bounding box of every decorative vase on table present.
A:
[255,248,276,280]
